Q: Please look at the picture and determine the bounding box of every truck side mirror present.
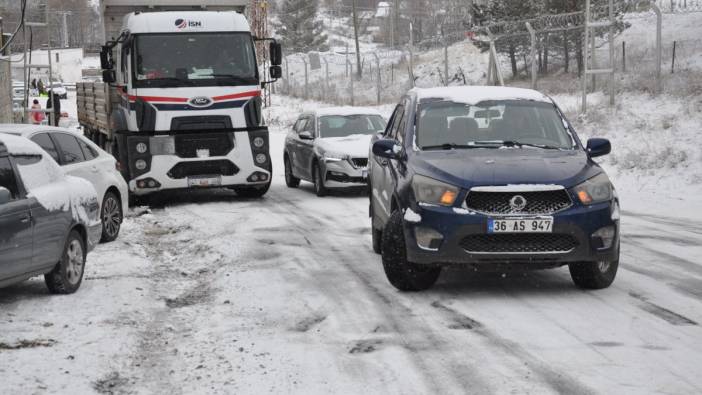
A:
[270,42,282,66]
[100,46,113,70]
[269,65,282,79]
[102,70,116,84]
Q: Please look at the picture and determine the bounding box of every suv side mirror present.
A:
[0,187,12,204]
[269,65,282,79]
[299,131,314,140]
[373,139,403,160]
[270,42,282,66]
[586,138,611,158]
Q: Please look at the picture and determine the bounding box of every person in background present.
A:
[45,91,61,127]
[31,99,45,125]
[37,79,45,95]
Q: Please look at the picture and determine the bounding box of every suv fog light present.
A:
[415,226,443,251]
[255,153,267,164]
[592,226,616,250]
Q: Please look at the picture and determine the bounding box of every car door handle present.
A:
[20,214,31,223]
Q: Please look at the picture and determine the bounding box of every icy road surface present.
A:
[1,132,702,394]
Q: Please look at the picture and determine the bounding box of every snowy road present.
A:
[2,132,702,394]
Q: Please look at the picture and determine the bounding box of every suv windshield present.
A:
[133,32,258,88]
[318,115,386,138]
[416,100,575,150]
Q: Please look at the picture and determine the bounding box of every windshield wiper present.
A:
[206,74,256,85]
[422,143,485,151]
[470,140,562,150]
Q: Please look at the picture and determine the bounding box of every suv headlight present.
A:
[573,173,613,205]
[323,151,349,162]
[412,175,459,206]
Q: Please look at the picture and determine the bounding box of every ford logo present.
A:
[189,96,213,107]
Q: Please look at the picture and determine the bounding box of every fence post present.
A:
[443,24,449,86]
[345,42,350,77]
[581,0,591,113]
[284,57,290,94]
[525,22,537,90]
[322,57,329,101]
[652,4,662,92]
[302,56,309,100]
[409,22,415,87]
[590,30,597,92]
[348,59,355,106]
[373,53,381,104]
[671,41,677,74]
[622,41,626,72]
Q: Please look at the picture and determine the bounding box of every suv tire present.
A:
[381,210,441,291]
[45,230,86,294]
[100,191,122,243]
[284,155,300,188]
[569,259,619,289]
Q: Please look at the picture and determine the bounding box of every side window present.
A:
[30,133,61,163]
[78,138,99,161]
[303,117,315,135]
[396,101,411,144]
[0,157,19,199]
[385,105,402,137]
[390,106,405,140]
[53,133,86,165]
[295,118,307,133]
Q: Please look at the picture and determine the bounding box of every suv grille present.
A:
[351,158,368,168]
[466,190,572,215]
[175,133,233,158]
[460,234,578,254]
[167,160,239,179]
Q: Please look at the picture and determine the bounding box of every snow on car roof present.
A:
[0,132,46,156]
[411,86,552,105]
[315,107,384,117]
[0,124,80,137]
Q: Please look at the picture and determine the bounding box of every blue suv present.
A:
[369,87,620,291]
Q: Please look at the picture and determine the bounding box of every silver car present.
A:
[284,108,386,196]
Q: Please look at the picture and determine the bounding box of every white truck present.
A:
[78,1,282,199]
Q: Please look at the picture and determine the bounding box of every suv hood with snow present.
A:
[410,148,602,189]
[316,134,373,158]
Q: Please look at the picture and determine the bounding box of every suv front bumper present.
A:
[404,201,620,269]
[322,159,368,188]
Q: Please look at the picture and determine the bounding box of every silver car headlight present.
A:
[573,173,613,205]
[322,151,349,162]
[412,175,459,206]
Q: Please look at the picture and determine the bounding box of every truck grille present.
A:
[460,234,578,254]
[466,190,572,215]
[167,160,239,179]
[174,133,233,158]
[351,158,368,168]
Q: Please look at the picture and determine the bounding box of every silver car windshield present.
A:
[318,115,386,138]
[417,100,575,150]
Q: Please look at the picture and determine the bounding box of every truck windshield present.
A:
[133,32,258,88]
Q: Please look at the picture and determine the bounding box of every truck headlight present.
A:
[322,151,349,162]
[253,137,265,148]
[573,173,613,205]
[255,153,268,164]
[412,175,459,206]
[135,159,147,170]
[149,136,175,155]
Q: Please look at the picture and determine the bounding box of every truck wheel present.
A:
[569,259,619,289]
[381,210,441,291]
[313,162,328,197]
[234,183,270,198]
[45,230,86,294]
[284,156,300,188]
[100,191,122,243]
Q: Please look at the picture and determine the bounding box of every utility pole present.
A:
[352,0,362,78]
[57,11,72,48]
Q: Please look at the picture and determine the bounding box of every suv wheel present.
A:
[381,210,441,291]
[568,258,619,289]
[100,191,122,243]
[313,162,328,197]
[370,201,382,254]
[45,230,86,294]
[285,156,300,188]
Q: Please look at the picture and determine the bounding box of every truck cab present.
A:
[91,9,281,198]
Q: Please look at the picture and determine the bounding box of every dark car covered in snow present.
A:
[369,86,620,291]
[0,133,101,293]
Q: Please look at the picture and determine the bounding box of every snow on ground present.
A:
[2,92,702,394]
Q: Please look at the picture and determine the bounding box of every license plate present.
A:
[488,217,553,233]
[187,176,221,187]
